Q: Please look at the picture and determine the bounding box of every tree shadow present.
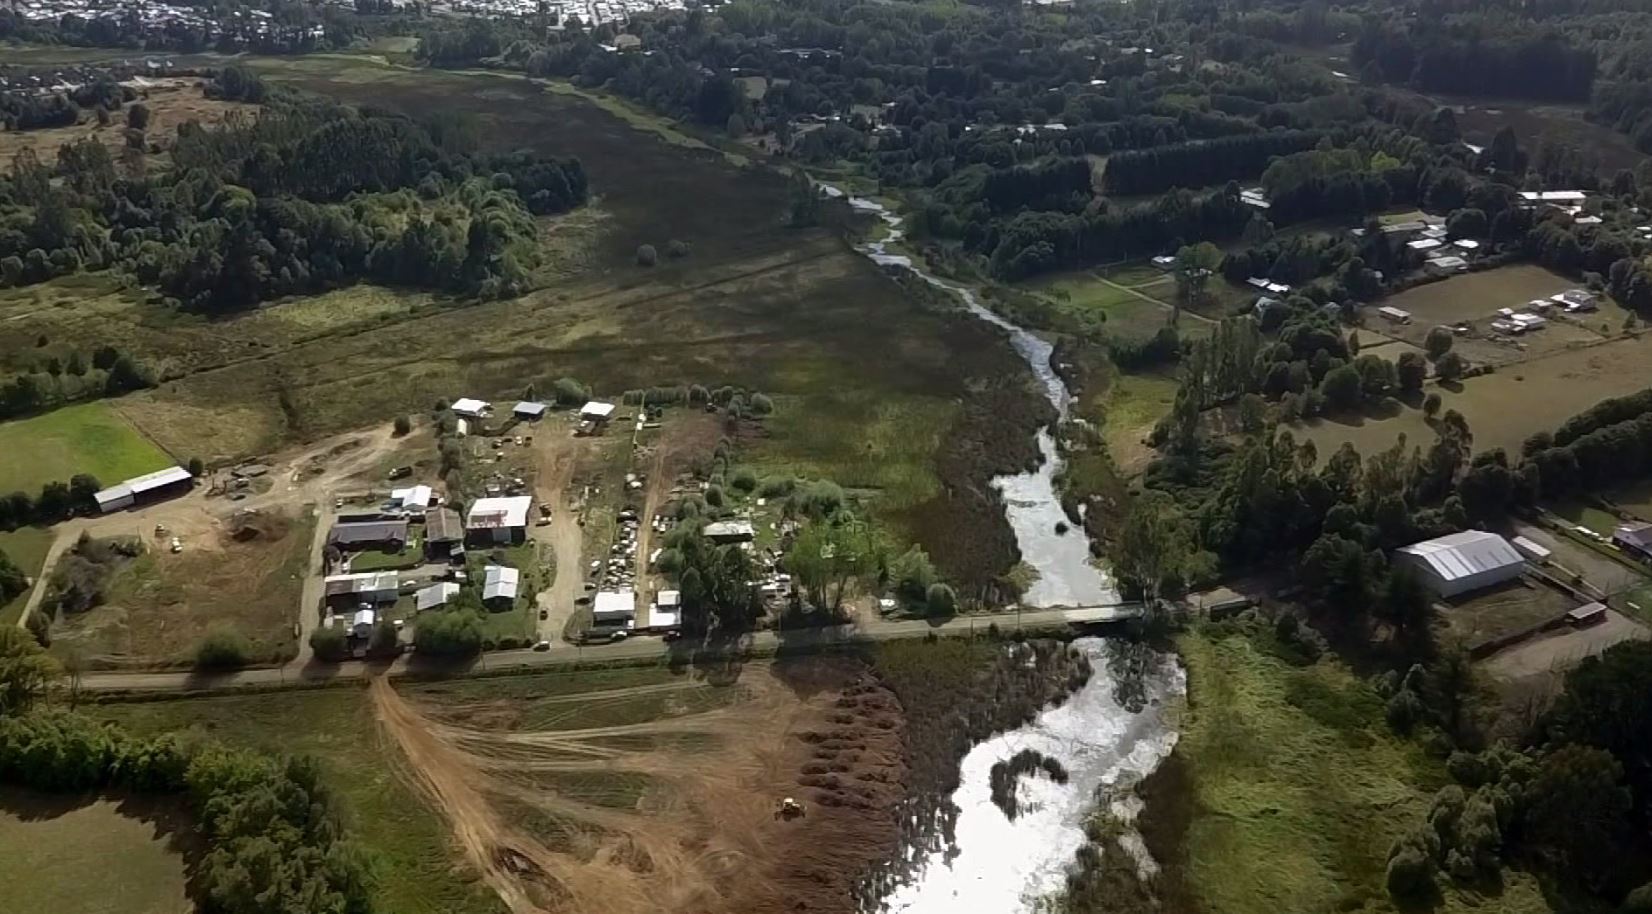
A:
[0,785,205,898]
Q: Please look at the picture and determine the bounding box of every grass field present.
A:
[95,687,509,914]
[0,526,55,626]
[1171,627,1556,914]
[1297,333,1652,459]
[0,79,253,165]
[1438,579,1578,652]
[54,511,314,667]
[0,402,173,494]
[0,788,193,914]
[1100,370,1179,473]
[1606,478,1652,523]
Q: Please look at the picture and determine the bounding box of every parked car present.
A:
[169,537,183,554]
[387,466,413,480]
[532,640,551,652]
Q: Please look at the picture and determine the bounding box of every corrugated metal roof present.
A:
[482,565,520,601]
[1398,531,1524,581]
[425,507,462,542]
[415,582,460,612]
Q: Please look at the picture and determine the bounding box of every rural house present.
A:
[324,571,400,608]
[1395,531,1525,598]
[452,397,492,419]
[415,581,461,612]
[580,401,616,423]
[482,565,520,605]
[513,401,549,421]
[389,485,433,510]
[94,466,194,513]
[466,496,533,545]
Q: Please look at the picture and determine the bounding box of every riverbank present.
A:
[1109,621,1558,914]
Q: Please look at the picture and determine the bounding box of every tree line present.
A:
[0,344,152,422]
[1353,27,1597,102]
[1102,130,1323,196]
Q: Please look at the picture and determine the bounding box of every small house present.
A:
[389,485,433,511]
[1151,254,1176,270]
[1395,531,1525,598]
[1551,289,1598,313]
[513,401,549,421]
[579,401,616,423]
[482,565,520,605]
[1377,306,1412,324]
[593,590,637,629]
[424,507,463,559]
[415,582,461,612]
[1406,238,1443,252]
[1566,602,1608,627]
[1426,255,1469,273]
[650,589,682,631]
[466,496,533,545]
[452,398,492,419]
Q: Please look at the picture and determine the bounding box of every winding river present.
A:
[830,189,1117,608]
[824,189,1181,912]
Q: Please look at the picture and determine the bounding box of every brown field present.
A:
[1450,99,1648,175]
[1364,265,1621,367]
[51,508,314,668]
[1297,332,1652,459]
[1437,578,1580,653]
[0,78,254,164]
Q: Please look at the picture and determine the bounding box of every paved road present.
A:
[79,603,1142,693]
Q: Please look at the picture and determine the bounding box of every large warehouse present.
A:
[1395,530,1526,598]
[94,465,194,513]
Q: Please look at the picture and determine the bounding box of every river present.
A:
[880,638,1185,913]
[829,190,1117,608]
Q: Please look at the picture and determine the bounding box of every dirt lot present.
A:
[1364,265,1616,367]
[1480,609,1649,681]
[0,78,254,164]
[1298,332,1652,459]
[51,508,314,668]
[372,656,906,914]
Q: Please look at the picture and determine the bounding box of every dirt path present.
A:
[531,429,589,645]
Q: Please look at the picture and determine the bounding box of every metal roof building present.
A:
[594,589,636,625]
[94,465,193,512]
[390,485,433,510]
[482,565,520,602]
[415,582,461,612]
[451,397,491,418]
[328,519,409,548]
[1396,531,1525,598]
[466,496,532,531]
[580,401,616,421]
[513,401,549,419]
[425,507,463,544]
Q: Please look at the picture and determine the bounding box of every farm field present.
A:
[98,654,912,914]
[1166,627,1555,914]
[1365,265,1624,367]
[1101,370,1179,473]
[52,509,315,668]
[0,401,173,494]
[0,787,194,914]
[1297,333,1652,459]
[0,526,55,626]
[1019,266,1214,343]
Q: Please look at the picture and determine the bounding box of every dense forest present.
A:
[0,67,589,312]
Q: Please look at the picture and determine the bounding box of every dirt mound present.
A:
[224,511,291,545]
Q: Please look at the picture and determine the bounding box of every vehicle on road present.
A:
[532,640,551,652]
[169,537,183,554]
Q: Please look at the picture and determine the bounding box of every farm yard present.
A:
[0,401,173,494]
[0,788,195,914]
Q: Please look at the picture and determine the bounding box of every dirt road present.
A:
[530,429,589,645]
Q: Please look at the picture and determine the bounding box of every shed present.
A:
[451,398,492,418]
[513,401,549,421]
[1552,289,1598,312]
[425,507,463,544]
[594,590,637,626]
[1566,602,1608,626]
[415,582,461,612]
[703,520,756,543]
[390,485,433,510]
[1396,531,1525,598]
[1151,255,1176,270]
[466,496,533,544]
[1407,238,1443,252]
[351,609,377,638]
[1510,535,1552,564]
[482,565,520,603]
[1377,306,1412,324]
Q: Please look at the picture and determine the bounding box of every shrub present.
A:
[1386,688,1426,734]
[892,547,939,605]
[688,384,710,404]
[393,415,412,436]
[749,392,774,416]
[415,609,483,656]
[552,376,588,405]
[729,468,758,494]
[309,626,348,662]
[194,626,249,670]
[666,239,691,258]
[704,484,726,508]
[636,244,658,266]
[1386,840,1437,901]
[757,475,796,498]
[1435,351,1467,382]
[369,619,400,657]
[1623,882,1652,913]
[925,582,958,616]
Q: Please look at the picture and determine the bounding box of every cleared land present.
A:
[1298,333,1652,459]
[1167,628,1556,914]
[1451,100,1648,175]
[1481,609,1649,682]
[0,401,173,494]
[1364,265,1626,367]
[1020,268,1215,342]
[0,787,193,914]
[0,78,254,164]
[52,509,313,667]
[1437,578,1579,653]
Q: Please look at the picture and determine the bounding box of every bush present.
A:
[1386,841,1437,901]
[729,468,758,494]
[704,484,726,508]
[749,392,774,416]
[369,619,400,657]
[1386,688,1426,734]
[757,475,796,498]
[194,626,249,670]
[415,609,483,656]
[393,415,412,436]
[552,376,588,405]
[1623,882,1652,913]
[666,239,691,258]
[892,547,939,605]
[925,582,958,616]
[636,244,658,266]
[309,626,348,662]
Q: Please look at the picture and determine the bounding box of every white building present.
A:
[593,589,637,627]
[351,608,377,638]
[650,589,682,630]
[466,496,533,544]
[390,485,433,510]
[1396,531,1526,598]
[451,397,492,418]
[703,520,755,543]
[94,465,194,513]
[580,401,617,422]
[324,571,401,604]
[415,582,461,612]
[482,565,520,603]
[513,401,549,421]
